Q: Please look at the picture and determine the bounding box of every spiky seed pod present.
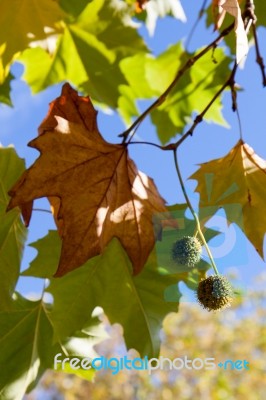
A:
[197,275,233,311]
[172,236,202,267]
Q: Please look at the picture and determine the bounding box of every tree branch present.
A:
[33,208,52,214]
[185,0,208,52]
[119,21,235,144]
[243,0,266,86]
[252,24,266,87]
[174,62,238,149]
[127,62,239,151]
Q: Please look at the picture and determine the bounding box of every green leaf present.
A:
[119,53,156,123]
[55,362,95,381]
[0,147,27,311]
[19,26,116,104]
[19,0,147,107]
[120,54,155,98]
[119,43,231,144]
[144,43,190,96]
[0,72,13,106]
[80,0,146,57]
[118,85,140,124]
[59,0,90,17]
[0,296,61,399]
[150,45,231,144]
[63,315,109,359]
[22,230,64,278]
[254,0,266,28]
[0,0,65,69]
[24,234,181,358]
[118,43,190,128]
[0,293,107,397]
[51,313,105,381]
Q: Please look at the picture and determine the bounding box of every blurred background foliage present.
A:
[25,272,266,400]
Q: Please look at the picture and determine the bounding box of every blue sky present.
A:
[0,4,266,301]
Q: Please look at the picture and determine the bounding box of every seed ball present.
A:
[172,236,202,267]
[197,275,233,311]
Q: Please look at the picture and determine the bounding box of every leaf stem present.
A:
[235,107,243,141]
[126,141,166,150]
[173,149,219,276]
[185,0,208,52]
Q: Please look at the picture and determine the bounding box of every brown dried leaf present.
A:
[212,0,226,30]
[7,83,174,277]
[212,0,248,63]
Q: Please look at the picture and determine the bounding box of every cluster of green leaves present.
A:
[1,0,264,142]
[1,0,257,144]
[0,147,219,398]
[0,148,105,397]
[39,278,266,399]
[1,1,265,142]
[0,137,223,397]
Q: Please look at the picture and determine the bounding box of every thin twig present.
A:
[119,21,235,143]
[173,149,220,275]
[229,64,238,112]
[252,24,266,87]
[33,208,52,214]
[174,62,238,149]
[126,141,165,150]
[244,0,266,86]
[227,61,244,141]
[127,62,240,151]
[186,0,208,52]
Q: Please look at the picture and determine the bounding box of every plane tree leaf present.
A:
[0,72,14,106]
[22,205,219,358]
[119,43,231,144]
[254,0,266,28]
[0,0,65,72]
[0,147,27,311]
[59,0,89,17]
[190,140,266,259]
[141,0,187,36]
[149,45,231,143]
[0,293,105,399]
[19,0,147,107]
[118,53,156,123]
[21,230,61,278]
[118,43,189,133]
[212,0,248,63]
[23,233,181,358]
[7,83,173,277]
[0,296,61,400]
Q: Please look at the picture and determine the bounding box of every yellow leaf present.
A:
[190,140,266,258]
[0,0,65,68]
